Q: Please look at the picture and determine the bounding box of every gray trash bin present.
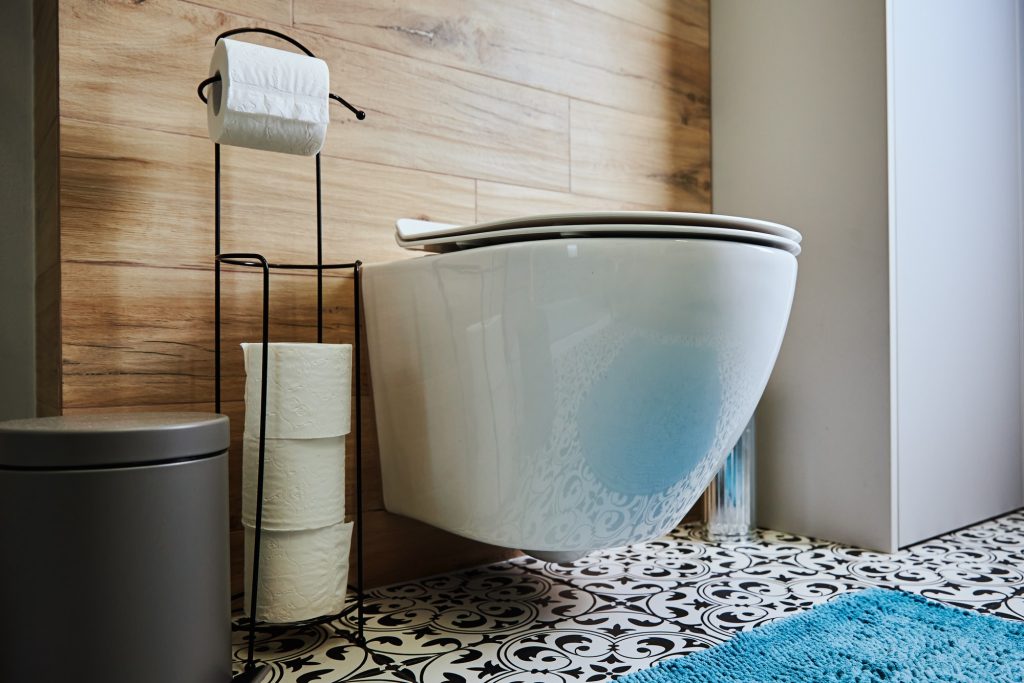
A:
[0,412,231,683]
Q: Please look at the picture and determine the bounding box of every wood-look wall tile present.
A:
[58,0,569,189]
[570,100,710,209]
[180,0,292,25]
[60,119,475,270]
[59,262,354,408]
[293,0,709,123]
[571,0,709,45]
[475,180,661,224]
[304,32,570,191]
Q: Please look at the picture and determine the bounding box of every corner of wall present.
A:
[884,0,900,552]
[33,0,61,417]
[0,0,39,420]
[1017,0,1024,506]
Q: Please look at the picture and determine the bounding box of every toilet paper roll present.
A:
[206,38,330,156]
[244,521,352,623]
[241,434,345,530]
[242,343,351,439]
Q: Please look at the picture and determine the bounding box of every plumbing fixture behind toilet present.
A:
[362,212,800,561]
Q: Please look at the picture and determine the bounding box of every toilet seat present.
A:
[398,222,801,255]
[396,215,802,256]
[397,211,802,244]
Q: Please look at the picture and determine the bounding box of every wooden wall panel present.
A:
[292,0,710,121]
[182,0,291,25]
[60,119,475,270]
[572,0,710,44]
[476,181,662,224]
[570,99,711,207]
[51,0,710,590]
[59,264,344,408]
[58,0,569,189]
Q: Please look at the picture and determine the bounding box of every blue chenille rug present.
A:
[619,588,1024,683]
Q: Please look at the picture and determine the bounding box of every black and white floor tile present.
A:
[232,510,1024,682]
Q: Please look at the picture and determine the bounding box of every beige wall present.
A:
[711,0,894,550]
[44,0,711,587]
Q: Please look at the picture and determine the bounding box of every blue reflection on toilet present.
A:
[579,339,720,496]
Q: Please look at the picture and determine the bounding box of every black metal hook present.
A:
[215,27,314,56]
[329,93,366,120]
[196,74,219,105]
[196,28,366,120]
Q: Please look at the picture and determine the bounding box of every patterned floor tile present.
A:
[233,509,1024,682]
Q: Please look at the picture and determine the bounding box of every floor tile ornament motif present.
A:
[232,510,1024,682]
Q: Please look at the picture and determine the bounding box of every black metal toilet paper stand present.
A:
[197,27,369,683]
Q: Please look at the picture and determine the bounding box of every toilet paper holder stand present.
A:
[198,27,370,683]
[197,27,366,122]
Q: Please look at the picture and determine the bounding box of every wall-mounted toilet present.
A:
[362,212,800,562]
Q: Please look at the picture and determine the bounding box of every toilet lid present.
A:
[397,220,802,256]
[397,211,802,244]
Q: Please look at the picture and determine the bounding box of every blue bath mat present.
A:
[619,588,1024,682]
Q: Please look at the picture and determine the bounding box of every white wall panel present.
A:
[890,0,1024,545]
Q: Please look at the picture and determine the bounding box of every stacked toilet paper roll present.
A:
[242,343,352,623]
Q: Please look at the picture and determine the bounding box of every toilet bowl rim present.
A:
[397,211,802,244]
[397,223,802,256]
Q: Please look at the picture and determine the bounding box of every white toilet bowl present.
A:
[362,214,799,561]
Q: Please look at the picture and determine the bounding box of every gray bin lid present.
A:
[0,412,229,470]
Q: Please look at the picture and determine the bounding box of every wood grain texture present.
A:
[570,99,711,208]
[181,0,292,24]
[58,0,569,190]
[353,511,519,588]
[475,180,662,223]
[293,0,710,122]
[60,263,352,409]
[51,0,710,590]
[571,0,709,44]
[60,119,475,270]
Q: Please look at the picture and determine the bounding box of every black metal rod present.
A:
[241,252,271,671]
[199,27,368,120]
[354,260,364,642]
[199,74,365,122]
[329,93,366,120]
[219,259,357,270]
[197,28,367,122]
[214,143,221,413]
[215,27,315,56]
[198,74,219,105]
[316,153,323,343]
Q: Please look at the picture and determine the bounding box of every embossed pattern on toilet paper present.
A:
[243,521,352,624]
[242,343,352,438]
[207,38,330,156]
[241,435,345,530]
